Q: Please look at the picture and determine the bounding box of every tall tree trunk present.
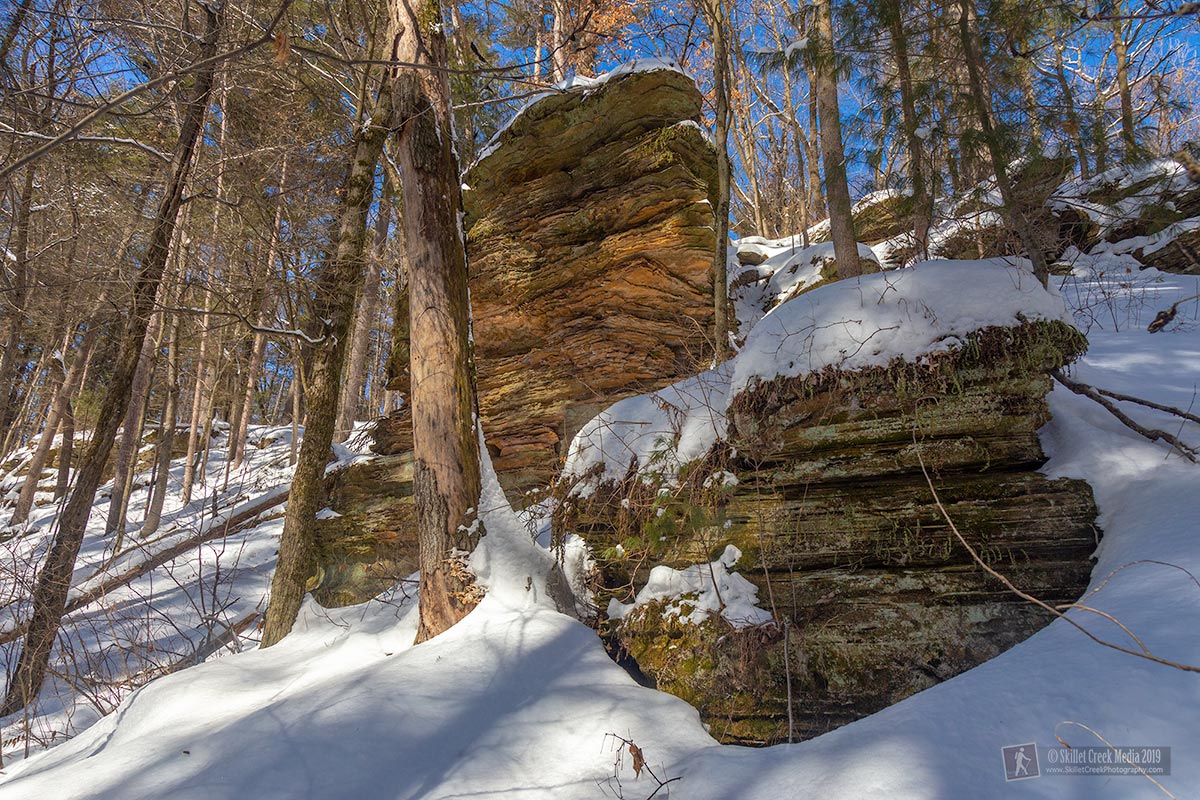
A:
[1019,62,1043,148]
[550,0,569,82]
[888,0,930,260]
[289,359,302,466]
[104,293,166,541]
[182,80,230,505]
[141,303,181,537]
[0,169,35,445]
[389,0,484,643]
[0,0,33,70]
[813,0,860,277]
[956,0,1050,285]
[9,316,101,526]
[233,155,290,467]
[1112,11,1136,158]
[707,0,731,359]
[1054,41,1090,180]
[180,288,213,506]
[802,55,825,225]
[0,2,222,716]
[55,400,73,501]
[336,176,392,442]
[260,83,393,647]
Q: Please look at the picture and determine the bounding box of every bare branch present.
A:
[0,0,294,182]
[1052,369,1198,462]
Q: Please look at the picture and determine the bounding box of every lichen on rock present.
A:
[561,267,1100,745]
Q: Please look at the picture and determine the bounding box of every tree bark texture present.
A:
[260,82,393,647]
[813,0,860,277]
[388,0,484,643]
[956,0,1050,285]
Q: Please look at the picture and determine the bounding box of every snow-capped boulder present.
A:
[558,260,1100,744]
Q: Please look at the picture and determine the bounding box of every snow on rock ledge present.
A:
[559,258,1098,745]
[565,258,1070,489]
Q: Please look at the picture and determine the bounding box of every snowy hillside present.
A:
[0,253,1196,798]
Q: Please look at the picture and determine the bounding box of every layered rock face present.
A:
[563,318,1099,745]
[377,67,717,495]
[319,67,717,603]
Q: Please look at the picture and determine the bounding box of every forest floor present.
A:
[0,257,1195,799]
[1,174,1199,796]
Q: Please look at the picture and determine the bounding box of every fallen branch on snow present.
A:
[1051,369,1198,462]
[0,488,288,646]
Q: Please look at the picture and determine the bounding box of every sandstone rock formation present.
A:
[930,154,1081,263]
[376,66,717,495]
[317,66,717,603]
[561,316,1099,745]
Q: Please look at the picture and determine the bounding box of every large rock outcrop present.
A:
[318,66,717,603]
[559,263,1100,745]
[375,66,717,494]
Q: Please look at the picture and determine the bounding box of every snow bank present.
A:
[3,260,1198,799]
[731,240,880,335]
[607,544,773,629]
[2,593,717,800]
[566,259,1069,489]
[732,257,1068,393]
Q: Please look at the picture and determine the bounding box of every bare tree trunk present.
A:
[390,0,484,642]
[182,80,231,505]
[233,155,290,467]
[1019,63,1043,148]
[289,361,302,466]
[1112,11,1136,158]
[886,0,930,260]
[0,2,222,716]
[141,303,181,537]
[104,294,166,541]
[956,0,1050,285]
[336,176,391,442]
[1053,41,1090,180]
[260,81,393,647]
[550,0,569,82]
[55,400,73,501]
[0,170,35,446]
[9,316,101,526]
[0,0,33,69]
[803,64,825,225]
[813,0,860,277]
[706,0,731,359]
[180,287,212,507]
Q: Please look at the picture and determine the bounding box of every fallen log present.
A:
[0,486,288,646]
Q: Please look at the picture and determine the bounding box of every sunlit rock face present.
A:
[563,317,1099,745]
[322,67,717,603]
[460,67,718,496]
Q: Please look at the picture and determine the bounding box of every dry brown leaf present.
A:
[273,30,291,65]
[629,742,645,778]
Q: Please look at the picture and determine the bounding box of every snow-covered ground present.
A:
[0,424,309,759]
[0,257,1195,798]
